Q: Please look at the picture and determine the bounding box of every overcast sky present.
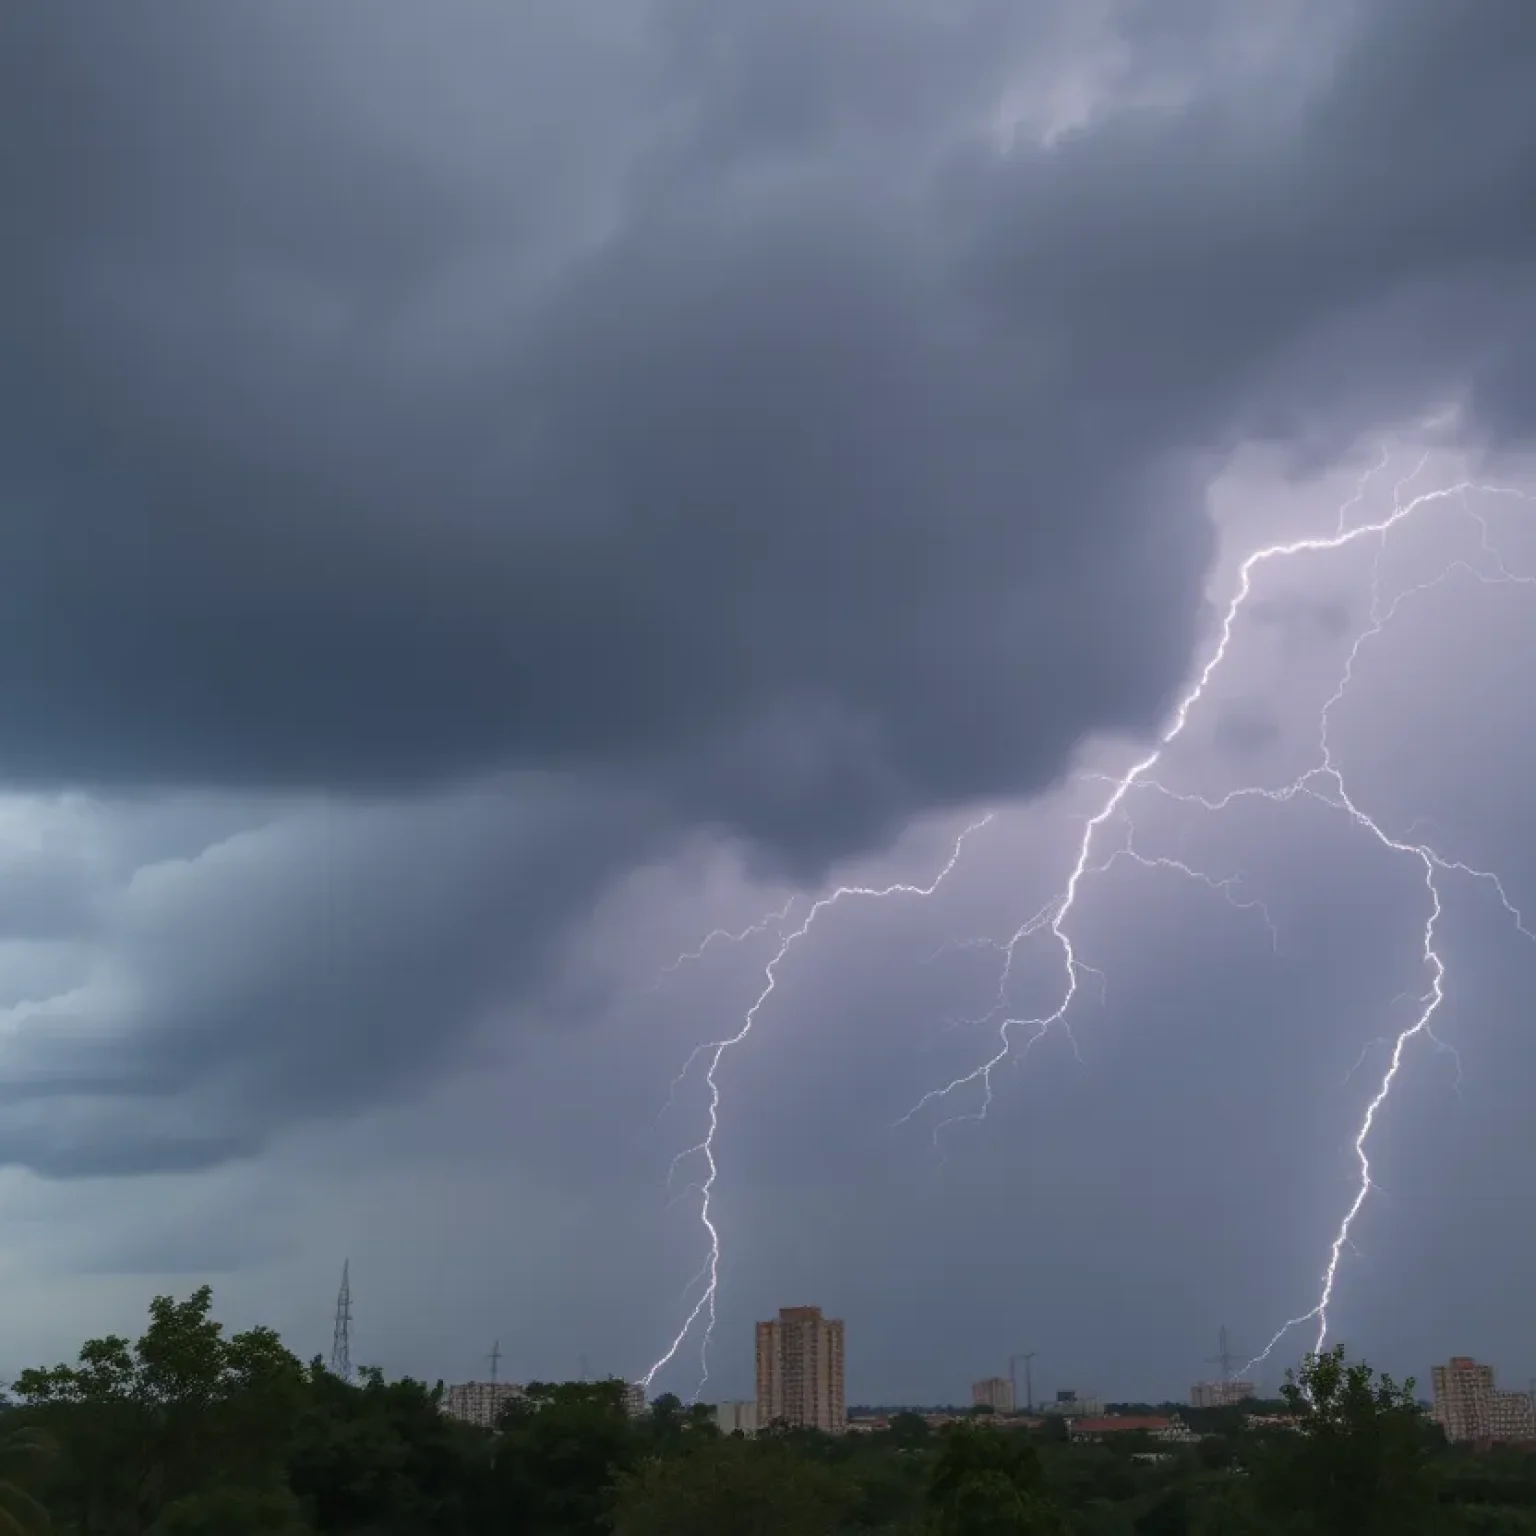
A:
[1,0,1535,1409]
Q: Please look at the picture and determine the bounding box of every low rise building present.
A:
[712,1399,760,1435]
[1492,1391,1535,1443]
[1070,1414,1195,1444]
[442,1380,524,1429]
[1244,1413,1303,1433]
[1042,1390,1103,1418]
[1190,1379,1255,1409]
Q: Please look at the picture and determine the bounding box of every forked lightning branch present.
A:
[642,452,1535,1398]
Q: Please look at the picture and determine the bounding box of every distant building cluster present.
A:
[1190,1379,1256,1409]
[435,1313,1536,1459]
[1432,1356,1536,1446]
[441,1380,524,1430]
[756,1305,847,1434]
[440,1373,644,1428]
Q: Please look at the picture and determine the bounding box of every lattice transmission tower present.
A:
[331,1259,353,1383]
[1208,1326,1242,1381]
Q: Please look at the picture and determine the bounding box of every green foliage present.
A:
[0,1426,55,1536]
[888,1411,933,1448]
[613,1434,855,1536]
[147,1484,312,1535]
[13,1285,304,1533]
[7,1297,1536,1535]
[1251,1344,1441,1535]
[491,1380,644,1535]
[928,1423,1065,1534]
[286,1361,484,1534]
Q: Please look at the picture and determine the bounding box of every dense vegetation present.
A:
[4,1288,1536,1533]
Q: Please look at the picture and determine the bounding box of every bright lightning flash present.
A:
[641,814,994,1394]
[900,458,1533,1376]
[641,451,1533,1398]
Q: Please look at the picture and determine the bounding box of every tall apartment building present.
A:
[1190,1379,1256,1409]
[441,1380,524,1429]
[1432,1357,1494,1443]
[971,1376,1015,1413]
[1431,1356,1534,1444]
[756,1305,846,1434]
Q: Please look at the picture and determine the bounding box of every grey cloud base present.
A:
[0,780,660,1179]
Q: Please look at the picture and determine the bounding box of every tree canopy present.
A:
[2,1294,1532,1533]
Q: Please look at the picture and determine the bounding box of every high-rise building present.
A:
[441,1380,524,1429]
[972,1376,1015,1413]
[1430,1357,1533,1444]
[756,1305,846,1434]
[1190,1380,1256,1409]
[1432,1357,1494,1443]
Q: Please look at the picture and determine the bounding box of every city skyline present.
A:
[418,1297,1535,1421]
[10,1241,1533,1413]
[11,1251,1533,1412]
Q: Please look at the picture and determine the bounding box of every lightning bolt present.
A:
[641,814,994,1395]
[648,898,798,991]
[640,445,1534,1400]
[896,456,1532,1375]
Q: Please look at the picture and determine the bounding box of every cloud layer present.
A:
[1,0,1535,1405]
[1,2,1529,859]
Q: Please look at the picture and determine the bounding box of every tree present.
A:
[488,1380,643,1535]
[641,1394,718,1452]
[928,1423,1066,1535]
[886,1411,932,1449]
[0,1427,54,1536]
[13,1287,304,1534]
[1252,1344,1441,1535]
[148,1485,311,1535]
[285,1362,485,1534]
[613,1435,856,1536]
[1190,1484,1270,1536]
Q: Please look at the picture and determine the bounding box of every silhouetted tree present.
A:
[1252,1345,1440,1536]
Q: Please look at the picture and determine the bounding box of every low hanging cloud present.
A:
[0,778,660,1177]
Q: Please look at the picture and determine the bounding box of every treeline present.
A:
[1,1287,1534,1533]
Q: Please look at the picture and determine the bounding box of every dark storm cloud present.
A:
[3,0,1536,1200]
[963,1,1536,456]
[0,778,660,1178]
[1,1,1531,874]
